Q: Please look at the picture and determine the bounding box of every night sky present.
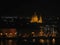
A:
[0,0,60,33]
[0,0,59,16]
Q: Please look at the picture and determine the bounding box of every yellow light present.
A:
[52,38,55,44]
[38,30,44,37]
[5,33,8,35]
[32,32,35,34]
[30,12,38,23]
[30,15,38,23]
[31,32,36,37]
[38,16,42,23]
[30,15,42,23]
[39,39,45,43]
[0,33,3,35]
[15,32,17,35]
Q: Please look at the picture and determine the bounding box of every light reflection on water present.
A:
[0,39,17,45]
[0,39,55,45]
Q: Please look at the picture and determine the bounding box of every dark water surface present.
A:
[0,38,60,45]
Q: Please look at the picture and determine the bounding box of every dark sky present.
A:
[0,0,59,16]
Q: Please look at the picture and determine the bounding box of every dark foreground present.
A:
[0,37,60,45]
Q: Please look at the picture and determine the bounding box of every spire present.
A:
[38,15,42,23]
[30,12,38,23]
[30,12,43,23]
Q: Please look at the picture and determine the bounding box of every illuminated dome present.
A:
[38,16,42,23]
[30,12,38,23]
[30,12,42,23]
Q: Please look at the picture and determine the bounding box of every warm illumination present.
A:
[0,33,3,35]
[38,30,44,36]
[38,26,44,37]
[5,33,8,36]
[52,38,55,44]
[38,16,42,23]
[39,39,45,43]
[52,31,56,37]
[8,40,12,45]
[32,32,35,34]
[8,33,13,37]
[30,15,38,23]
[15,32,17,35]
[31,32,35,37]
[30,12,42,23]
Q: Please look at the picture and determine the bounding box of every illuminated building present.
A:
[38,26,44,37]
[30,12,38,23]
[30,12,42,23]
[38,16,42,23]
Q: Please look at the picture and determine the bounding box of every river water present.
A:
[0,38,59,45]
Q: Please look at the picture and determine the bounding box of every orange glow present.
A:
[8,28,16,37]
[38,27,44,37]
[9,28,16,33]
[30,15,38,23]
[52,38,55,44]
[38,16,42,23]
[30,12,42,23]
[5,33,8,35]
[38,30,44,36]
[32,32,35,34]
[0,33,3,35]
[1,28,17,37]
[39,39,45,43]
